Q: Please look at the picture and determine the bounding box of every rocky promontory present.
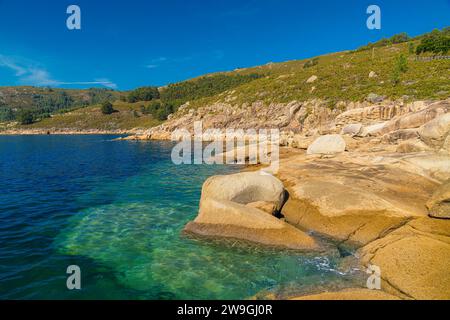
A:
[175,98,450,300]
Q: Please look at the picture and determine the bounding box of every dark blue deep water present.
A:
[0,135,356,300]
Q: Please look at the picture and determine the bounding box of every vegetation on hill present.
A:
[0,26,448,132]
[7,101,161,131]
[159,73,263,108]
[0,87,119,122]
[416,28,450,55]
[100,101,115,115]
[126,86,160,103]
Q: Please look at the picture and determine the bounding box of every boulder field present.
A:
[140,98,450,299]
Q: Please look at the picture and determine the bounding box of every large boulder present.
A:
[427,181,450,219]
[184,171,320,251]
[359,122,387,137]
[341,123,363,136]
[419,113,450,148]
[307,134,346,155]
[379,107,444,135]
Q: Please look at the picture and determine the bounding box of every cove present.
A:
[0,135,361,299]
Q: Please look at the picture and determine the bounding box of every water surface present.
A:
[0,135,358,299]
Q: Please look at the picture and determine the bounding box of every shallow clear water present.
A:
[0,135,358,299]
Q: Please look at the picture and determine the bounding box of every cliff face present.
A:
[136,98,450,154]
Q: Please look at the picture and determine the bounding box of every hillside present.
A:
[0,27,449,133]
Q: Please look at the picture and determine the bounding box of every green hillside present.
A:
[1,27,449,132]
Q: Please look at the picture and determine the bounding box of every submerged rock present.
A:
[184,171,320,251]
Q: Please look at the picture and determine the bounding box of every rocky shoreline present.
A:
[0,128,143,135]
[5,98,450,299]
[172,98,450,300]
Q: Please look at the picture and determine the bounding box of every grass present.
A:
[189,41,450,109]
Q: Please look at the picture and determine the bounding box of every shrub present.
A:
[17,110,34,125]
[416,29,450,55]
[391,54,408,86]
[408,42,415,54]
[0,107,14,121]
[303,58,319,69]
[140,101,173,120]
[101,101,115,115]
[127,87,160,103]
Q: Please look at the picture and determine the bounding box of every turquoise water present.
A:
[0,135,358,299]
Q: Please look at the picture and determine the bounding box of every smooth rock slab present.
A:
[278,153,437,246]
[358,218,450,300]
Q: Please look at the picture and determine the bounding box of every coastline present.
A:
[0,128,144,136]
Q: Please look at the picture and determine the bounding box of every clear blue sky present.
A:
[0,0,449,90]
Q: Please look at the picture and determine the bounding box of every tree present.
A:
[416,29,450,55]
[127,87,160,103]
[17,110,34,125]
[408,42,415,55]
[390,32,410,44]
[396,54,408,73]
[101,101,115,115]
[0,107,14,121]
[391,54,408,86]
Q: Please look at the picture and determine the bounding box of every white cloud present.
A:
[145,57,168,69]
[0,54,117,89]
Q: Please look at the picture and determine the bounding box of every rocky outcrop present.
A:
[184,171,320,251]
[427,181,450,219]
[358,218,450,300]
[419,113,450,149]
[278,153,438,247]
[306,134,346,155]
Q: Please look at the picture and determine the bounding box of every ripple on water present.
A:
[56,199,361,299]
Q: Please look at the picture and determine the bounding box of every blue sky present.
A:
[0,0,449,90]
